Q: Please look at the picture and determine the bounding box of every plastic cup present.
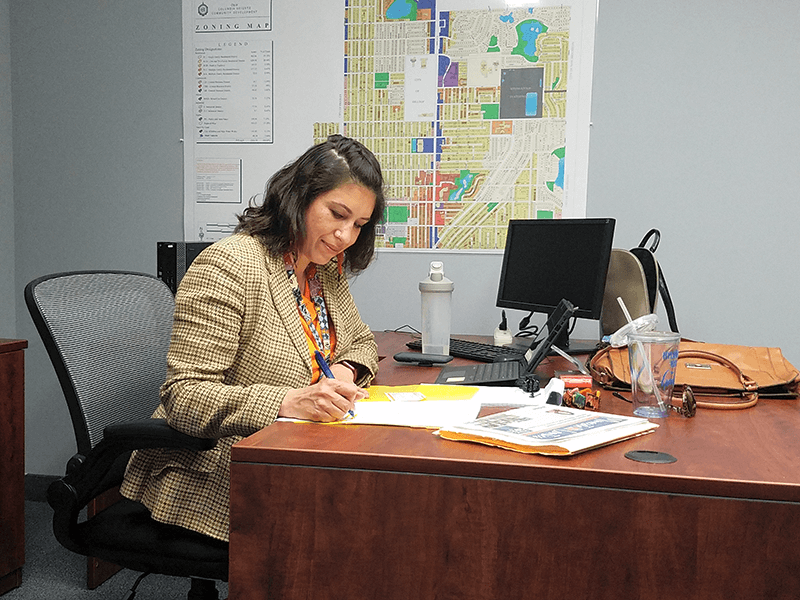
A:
[627,331,680,418]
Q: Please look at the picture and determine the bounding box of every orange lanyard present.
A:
[284,254,335,380]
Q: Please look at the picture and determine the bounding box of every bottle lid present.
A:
[419,261,454,292]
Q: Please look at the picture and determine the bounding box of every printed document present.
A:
[437,405,658,456]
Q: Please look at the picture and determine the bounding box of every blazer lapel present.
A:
[320,262,355,360]
[265,252,315,377]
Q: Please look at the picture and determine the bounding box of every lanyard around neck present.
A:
[284,254,332,358]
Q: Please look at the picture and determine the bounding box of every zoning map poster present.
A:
[183,0,597,251]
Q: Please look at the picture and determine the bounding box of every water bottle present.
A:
[419,261,454,356]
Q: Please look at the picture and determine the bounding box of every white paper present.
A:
[343,398,481,428]
[467,378,562,406]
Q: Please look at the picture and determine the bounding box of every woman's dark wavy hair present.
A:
[235,135,385,274]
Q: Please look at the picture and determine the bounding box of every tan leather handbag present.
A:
[588,341,800,409]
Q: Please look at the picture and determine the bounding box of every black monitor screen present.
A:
[496,218,616,322]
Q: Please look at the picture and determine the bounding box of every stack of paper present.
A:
[437,404,658,456]
[341,384,481,428]
[281,382,562,429]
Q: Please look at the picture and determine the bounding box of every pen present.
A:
[314,350,335,379]
[314,350,355,419]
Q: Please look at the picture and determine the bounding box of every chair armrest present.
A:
[103,418,217,452]
[49,418,217,517]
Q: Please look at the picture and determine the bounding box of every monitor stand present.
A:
[551,322,602,355]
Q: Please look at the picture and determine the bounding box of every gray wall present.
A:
[11,0,184,474]
[0,0,13,336]
[8,0,800,476]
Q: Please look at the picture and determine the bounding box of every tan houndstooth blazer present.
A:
[120,233,378,541]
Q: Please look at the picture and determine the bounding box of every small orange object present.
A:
[559,373,593,388]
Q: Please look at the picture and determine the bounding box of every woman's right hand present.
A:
[278,378,368,422]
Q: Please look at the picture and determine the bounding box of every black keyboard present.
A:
[406,337,525,363]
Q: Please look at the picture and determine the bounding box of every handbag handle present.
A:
[677,349,759,409]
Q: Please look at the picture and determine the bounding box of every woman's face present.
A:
[295,182,376,271]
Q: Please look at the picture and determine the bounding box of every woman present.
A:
[121,135,385,542]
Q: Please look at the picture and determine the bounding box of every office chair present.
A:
[25,271,228,600]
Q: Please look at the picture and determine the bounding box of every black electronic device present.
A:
[393,352,453,366]
[405,337,525,363]
[496,218,616,354]
[157,241,213,294]
[433,299,576,386]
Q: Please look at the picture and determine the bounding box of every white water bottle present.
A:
[419,261,454,356]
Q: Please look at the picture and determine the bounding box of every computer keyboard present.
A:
[405,337,525,363]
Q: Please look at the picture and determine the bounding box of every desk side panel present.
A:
[0,343,26,594]
[229,461,800,600]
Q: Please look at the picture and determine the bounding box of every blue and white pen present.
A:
[314,350,355,419]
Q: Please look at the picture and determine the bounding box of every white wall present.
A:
[12,0,800,475]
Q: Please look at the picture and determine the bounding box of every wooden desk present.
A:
[229,332,800,600]
[0,339,27,596]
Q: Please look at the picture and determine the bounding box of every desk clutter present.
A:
[290,320,799,457]
[589,340,800,409]
[280,378,659,457]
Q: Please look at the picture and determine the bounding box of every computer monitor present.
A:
[495,218,616,354]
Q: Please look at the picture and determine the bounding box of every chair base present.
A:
[65,498,228,582]
[188,578,219,600]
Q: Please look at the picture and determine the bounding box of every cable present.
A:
[122,572,150,600]
[567,316,577,336]
[387,324,420,335]
[516,311,540,338]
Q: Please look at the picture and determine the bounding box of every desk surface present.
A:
[234,330,800,503]
[229,332,800,600]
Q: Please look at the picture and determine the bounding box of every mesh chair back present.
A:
[25,271,175,455]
